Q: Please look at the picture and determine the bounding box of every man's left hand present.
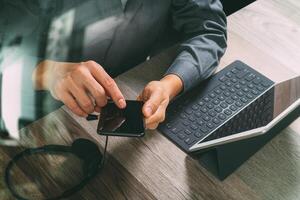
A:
[138,74,183,130]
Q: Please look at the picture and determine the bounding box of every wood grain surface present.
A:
[1,0,300,199]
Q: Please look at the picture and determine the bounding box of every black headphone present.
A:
[5,138,108,200]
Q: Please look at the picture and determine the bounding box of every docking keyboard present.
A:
[158,61,274,152]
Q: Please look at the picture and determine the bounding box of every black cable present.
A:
[102,136,108,166]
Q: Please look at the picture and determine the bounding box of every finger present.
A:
[94,106,101,113]
[146,122,159,130]
[68,79,95,114]
[82,73,108,108]
[144,102,167,125]
[87,61,126,109]
[142,91,164,118]
[60,92,87,117]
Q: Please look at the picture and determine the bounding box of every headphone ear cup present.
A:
[71,139,102,161]
[71,139,103,178]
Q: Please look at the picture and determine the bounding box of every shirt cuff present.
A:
[165,52,201,93]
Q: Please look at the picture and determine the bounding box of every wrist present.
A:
[32,60,55,90]
[160,74,183,100]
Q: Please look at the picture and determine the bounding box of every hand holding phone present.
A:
[97,100,145,137]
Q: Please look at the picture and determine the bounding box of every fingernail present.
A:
[118,99,126,108]
[145,106,152,116]
[94,106,101,113]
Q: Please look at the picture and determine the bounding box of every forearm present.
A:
[160,74,183,100]
[168,0,227,92]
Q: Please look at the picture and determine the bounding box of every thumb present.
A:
[142,91,162,118]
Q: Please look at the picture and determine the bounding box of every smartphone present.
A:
[97,100,145,137]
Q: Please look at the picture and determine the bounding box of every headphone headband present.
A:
[5,138,106,200]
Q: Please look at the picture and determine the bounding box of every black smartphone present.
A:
[97,100,145,137]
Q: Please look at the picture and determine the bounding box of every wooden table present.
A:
[1,0,300,199]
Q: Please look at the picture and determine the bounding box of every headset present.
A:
[5,137,108,200]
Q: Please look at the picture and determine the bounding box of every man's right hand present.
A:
[33,60,126,117]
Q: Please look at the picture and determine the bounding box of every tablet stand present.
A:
[192,105,299,180]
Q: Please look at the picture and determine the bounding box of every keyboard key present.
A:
[172,127,180,134]
[185,137,195,145]
[241,97,248,103]
[252,90,259,95]
[178,133,186,139]
[224,109,232,116]
[212,99,220,105]
[182,121,190,126]
[214,89,222,94]
[220,102,228,108]
[240,80,246,85]
[246,93,253,99]
[253,77,262,84]
[231,95,239,100]
[225,98,234,104]
[192,104,199,110]
[218,113,226,120]
[194,132,202,138]
[261,81,272,87]
[224,91,230,97]
[237,91,244,97]
[236,69,249,79]
[200,127,208,133]
[214,106,222,113]
[218,95,225,101]
[191,124,198,130]
[225,82,232,87]
[219,76,228,82]
[208,110,217,117]
[166,123,172,129]
[207,123,215,129]
[203,97,210,102]
[229,88,236,93]
[209,93,216,98]
[245,73,256,81]
[235,101,243,107]
[195,112,202,117]
[231,78,238,83]
[207,103,214,109]
[197,120,204,126]
[235,84,241,89]
[213,118,220,124]
[200,107,208,113]
[203,115,211,121]
[226,72,233,78]
[231,68,238,74]
[230,105,237,111]
[198,101,204,106]
[257,86,264,91]
[235,65,244,70]
[189,116,196,122]
[242,87,250,93]
[184,129,192,135]
[220,85,226,90]
[248,83,254,89]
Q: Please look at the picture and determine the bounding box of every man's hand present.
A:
[33,60,126,117]
[138,74,183,130]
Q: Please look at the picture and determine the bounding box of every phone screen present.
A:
[97,100,145,137]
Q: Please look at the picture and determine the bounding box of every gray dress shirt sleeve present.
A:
[166,0,227,92]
